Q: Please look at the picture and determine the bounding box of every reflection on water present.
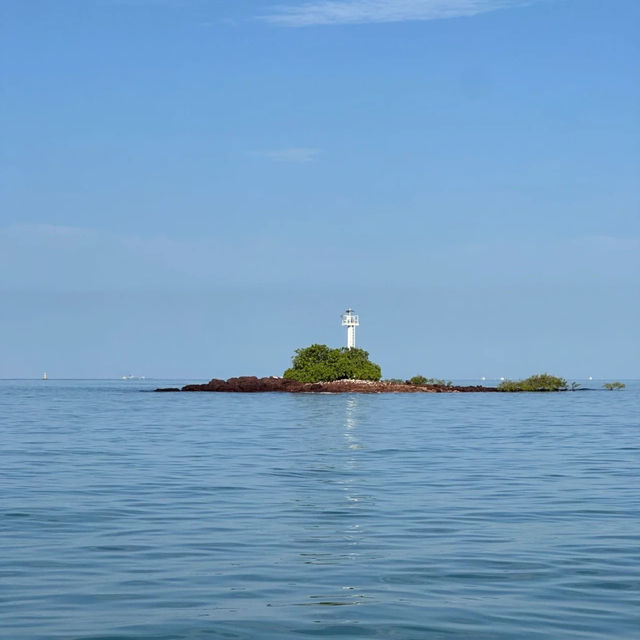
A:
[283,395,374,608]
[344,396,361,450]
[291,396,368,548]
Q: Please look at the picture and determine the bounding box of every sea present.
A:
[1,379,639,639]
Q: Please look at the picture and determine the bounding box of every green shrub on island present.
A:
[498,373,568,392]
[408,375,452,387]
[603,381,625,390]
[283,344,382,383]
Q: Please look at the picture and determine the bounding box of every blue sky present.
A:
[1,0,638,379]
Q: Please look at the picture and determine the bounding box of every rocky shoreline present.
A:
[156,377,498,394]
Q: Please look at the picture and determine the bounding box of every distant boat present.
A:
[481,376,486,381]
[42,372,47,380]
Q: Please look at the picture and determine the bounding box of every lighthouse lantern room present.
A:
[341,308,359,349]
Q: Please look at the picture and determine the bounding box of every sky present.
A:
[1,0,638,380]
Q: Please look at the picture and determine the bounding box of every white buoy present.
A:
[341,308,359,349]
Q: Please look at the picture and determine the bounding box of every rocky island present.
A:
[156,377,498,393]
[155,341,573,394]
[156,343,499,393]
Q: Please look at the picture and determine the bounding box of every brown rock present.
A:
[168,377,498,393]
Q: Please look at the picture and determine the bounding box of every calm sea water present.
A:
[1,380,639,639]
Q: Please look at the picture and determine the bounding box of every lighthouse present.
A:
[341,308,359,349]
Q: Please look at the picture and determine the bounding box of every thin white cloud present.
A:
[262,0,533,27]
[100,0,189,6]
[250,148,321,163]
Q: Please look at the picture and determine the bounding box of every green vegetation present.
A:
[498,373,568,392]
[283,344,382,383]
[603,381,625,390]
[408,375,452,387]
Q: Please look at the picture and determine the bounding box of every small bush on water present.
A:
[408,375,452,387]
[498,373,568,392]
[497,379,525,392]
[603,381,625,390]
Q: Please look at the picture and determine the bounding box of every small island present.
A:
[157,342,499,393]
[158,376,497,394]
[156,310,591,395]
[156,344,498,393]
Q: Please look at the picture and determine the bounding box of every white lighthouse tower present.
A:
[341,308,359,349]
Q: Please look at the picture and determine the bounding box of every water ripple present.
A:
[1,380,639,639]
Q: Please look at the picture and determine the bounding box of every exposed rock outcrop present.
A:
[156,377,497,393]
